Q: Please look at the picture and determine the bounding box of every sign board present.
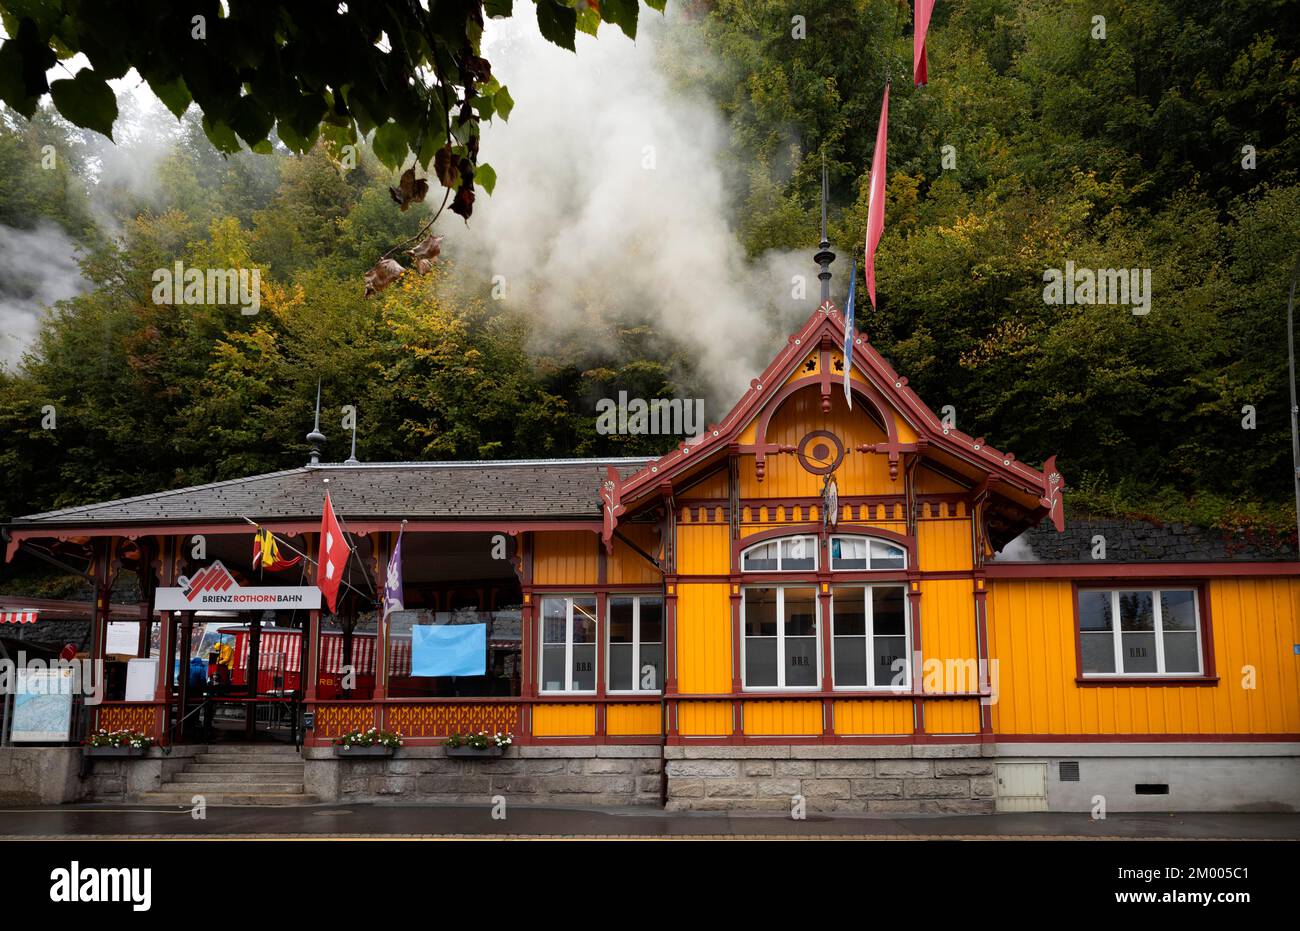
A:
[155,560,321,611]
[125,658,158,701]
[105,621,141,657]
[9,667,76,742]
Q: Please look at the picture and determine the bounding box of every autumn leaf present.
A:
[389,167,430,211]
[364,258,406,297]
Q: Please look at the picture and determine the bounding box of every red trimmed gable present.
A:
[601,300,1064,550]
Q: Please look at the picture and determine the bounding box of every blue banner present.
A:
[411,624,487,677]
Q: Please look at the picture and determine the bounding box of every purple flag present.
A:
[383,531,404,624]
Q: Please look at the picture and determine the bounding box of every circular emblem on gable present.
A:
[796,430,845,475]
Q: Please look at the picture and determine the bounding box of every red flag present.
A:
[316,492,347,614]
[865,84,890,311]
[914,0,935,86]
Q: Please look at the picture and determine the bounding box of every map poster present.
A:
[10,667,76,742]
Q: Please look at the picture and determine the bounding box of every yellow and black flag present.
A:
[252,527,303,572]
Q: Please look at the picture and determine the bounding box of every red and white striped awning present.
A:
[0,611,39,624]
[319,634,377,677]
[237,630,303,674]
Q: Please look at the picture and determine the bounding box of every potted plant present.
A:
[333,727,403,756]
[85,729,153,757]
[444,730,512,758]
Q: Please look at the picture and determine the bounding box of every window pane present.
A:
[1160,591,1197,631]
[1120,633,1157,673]
[783,587,817,636]
[609,642,634,690]
[640,598,663,643]
[781,537,816,570]
[1162,631,1200,673]
[1118,591,1154,631]
[743,542,778,570]
[1079,592,1112,632]
[869,540,905,569]
[872,586,906,636]
[541,645,566,691]
[873,635,907,687]
[542,599,567,643]
[831,537,868,569]
[571,644,596,690]
[745,588,778,636]
[1080,632,1115,674]
[834,635,867,686]
[609,597,634,643]
[572,598,597,643]
[785,636,818,686]
[745,637,777,687]
[832,586,866,635]
[639,644,664,691]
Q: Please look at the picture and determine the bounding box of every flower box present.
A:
[334,745,395,757]
[446,745,506,759]
[85,746,148,758]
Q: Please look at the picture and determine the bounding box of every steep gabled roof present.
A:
[602,301,1063,549]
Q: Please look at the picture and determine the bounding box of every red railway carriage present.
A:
[218,626,401,698]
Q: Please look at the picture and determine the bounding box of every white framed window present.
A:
[1078,588,1203,676]
[607,594,664,693]
[741,586,820,689]
[829,535,906,570]
[540,595,598,693]
[741,535,817,571]
[831,584,909,688]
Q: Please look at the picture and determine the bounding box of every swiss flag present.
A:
[316,492,348,614]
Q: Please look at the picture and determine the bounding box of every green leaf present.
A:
[49,68,118,138]
[476,162,497,195]
[599,0,639,39]
[230,94,274,146]
[484,0,514,18]
[575,5,600,37]
[202,115,241,153]
[372,121,409,170]
[643,0,667,12]
[148,75,192,119]
[494,85,514,121]
[0,17,54,118]
[535,0,577,52]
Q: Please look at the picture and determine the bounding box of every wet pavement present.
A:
[1,803,1297,839]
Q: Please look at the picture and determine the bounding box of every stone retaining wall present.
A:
[305,745,663,807]
[664,743,996,813]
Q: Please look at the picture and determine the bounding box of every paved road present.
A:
[1,804,1297,839]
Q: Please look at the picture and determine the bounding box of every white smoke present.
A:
[996,532,1038,562]
[0,223,87,368]
[457,12,819,406]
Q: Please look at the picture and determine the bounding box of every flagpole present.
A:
[240,517,371,601]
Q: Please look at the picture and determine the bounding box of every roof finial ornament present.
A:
[344,404,360,466]
[306,380,326,466]
[814,154,836,303]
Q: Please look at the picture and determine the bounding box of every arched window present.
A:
[740,535,817,572]
[829,535,906,570]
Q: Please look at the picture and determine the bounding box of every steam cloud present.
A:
[0,223,86,368]
[461,13,819,407]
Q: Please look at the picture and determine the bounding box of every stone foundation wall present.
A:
[305,745,663,807]
[665,743,996,813]
[81,747,198,802]
[0,747,83,804]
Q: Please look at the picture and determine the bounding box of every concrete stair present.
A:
[140,744,316,806]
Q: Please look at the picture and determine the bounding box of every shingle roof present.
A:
[996,517,1298,563]
[8,458,653,527]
